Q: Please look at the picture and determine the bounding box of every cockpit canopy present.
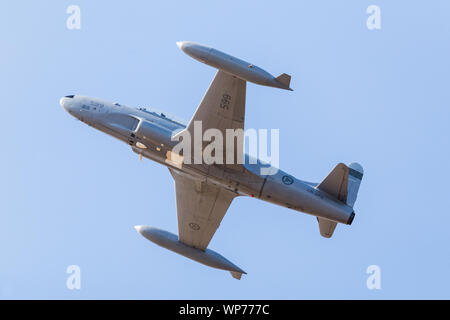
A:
[108,113,140,131]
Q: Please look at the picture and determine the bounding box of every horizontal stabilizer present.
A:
[315,162,363,237]
[347,163,364,207]
[317,217,338,238]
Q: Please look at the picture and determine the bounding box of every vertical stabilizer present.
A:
[316,163,349,203]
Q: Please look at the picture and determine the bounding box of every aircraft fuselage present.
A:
[60,95,354,225]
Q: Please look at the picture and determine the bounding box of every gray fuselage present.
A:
[60,95,354,225]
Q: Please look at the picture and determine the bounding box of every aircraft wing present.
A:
[169,169,237,250]
[184,70,247,167]
[187,70,246,134]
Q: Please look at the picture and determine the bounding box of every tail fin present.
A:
[275,73,292,90]
[316,163,349,203]
[316,162,364,238]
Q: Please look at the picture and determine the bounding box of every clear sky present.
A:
[1,1,449,299]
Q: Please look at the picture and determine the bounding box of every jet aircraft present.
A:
[61,42,363,279]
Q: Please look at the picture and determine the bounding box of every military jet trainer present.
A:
[60,41,364,280]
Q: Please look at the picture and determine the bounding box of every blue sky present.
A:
[1,1,449,299]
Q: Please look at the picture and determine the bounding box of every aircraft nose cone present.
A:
[60,97,69,110]
[60,95,75,113]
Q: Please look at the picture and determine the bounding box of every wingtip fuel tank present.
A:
[176,41,293,91]
[135,225,246,280]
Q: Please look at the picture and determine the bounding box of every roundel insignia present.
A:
[282,175,294,185]
[189,222,200,231]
